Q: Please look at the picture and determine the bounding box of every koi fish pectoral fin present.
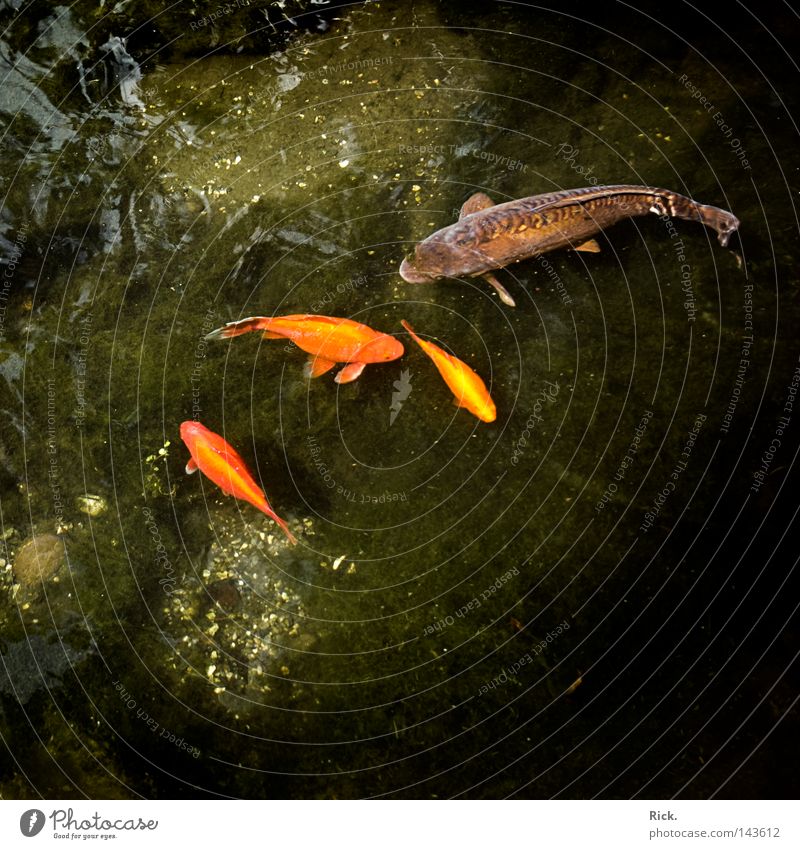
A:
[186,458,198,474]
[573,238,601,253]
[334,362,367,384]
[304,356,338,379]
[481,272,516,307]
[459,192,496,219]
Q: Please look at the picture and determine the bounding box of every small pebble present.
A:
[13,534,65,587]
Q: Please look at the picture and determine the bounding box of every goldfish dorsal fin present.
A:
[574,238,601,253]
[304,356,337,379]
[335,362,366,384]
[186,458,198,474]
[460,192,496,219]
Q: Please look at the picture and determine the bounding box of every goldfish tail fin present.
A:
[271,514,298,545]
[205,317,271,341]
[401,319,424,346]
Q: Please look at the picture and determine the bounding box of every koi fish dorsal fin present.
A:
[459,192,496,219]
[335,362,366,384]
[574,238,601,253]
[304,356,337,379]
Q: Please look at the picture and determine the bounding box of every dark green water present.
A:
[1,0,798,798]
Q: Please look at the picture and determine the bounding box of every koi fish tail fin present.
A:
[205,317,271,341]
[667,193,740,247]
[695,203,740,247]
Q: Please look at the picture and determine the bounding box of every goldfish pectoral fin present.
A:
[185,458,198,474]
[459,192,496,219]
[304,356,337,379]
[481,272,516,307]
[574,238,601,253]
[335,362,367,384]
[261,331,284,339]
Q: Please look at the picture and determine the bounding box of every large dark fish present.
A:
[399,185,740,306]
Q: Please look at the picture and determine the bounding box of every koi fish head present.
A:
[400,228,487,282]
[400,255,438,283]
[354,334,405,363]
[399,242,456,282]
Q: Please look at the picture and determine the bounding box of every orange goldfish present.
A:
[180,421,297,544]
[205,314,404,383]
[400,320,496,423]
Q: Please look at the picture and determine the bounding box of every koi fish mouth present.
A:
[399,257,436,283]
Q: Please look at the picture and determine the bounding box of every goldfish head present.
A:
[469,395,497,424]
[180,420,206,444]
[354,334,405,363]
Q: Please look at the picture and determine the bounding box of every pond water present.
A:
[1,0,798,798]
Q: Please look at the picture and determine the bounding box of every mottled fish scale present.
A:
[451,186,709,248]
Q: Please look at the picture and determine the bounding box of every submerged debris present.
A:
[13,533,66,587]
[75,494,108,517]
[162,513,309,711]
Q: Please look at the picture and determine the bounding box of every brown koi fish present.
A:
[399,185,740,306]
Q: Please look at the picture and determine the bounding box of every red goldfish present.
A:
[180,421,297,544]
[401,320,496,423]
[205,314,404,383]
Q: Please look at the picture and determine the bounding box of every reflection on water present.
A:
[1,0,798,798]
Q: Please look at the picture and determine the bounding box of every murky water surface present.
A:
[1,1,798,798]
